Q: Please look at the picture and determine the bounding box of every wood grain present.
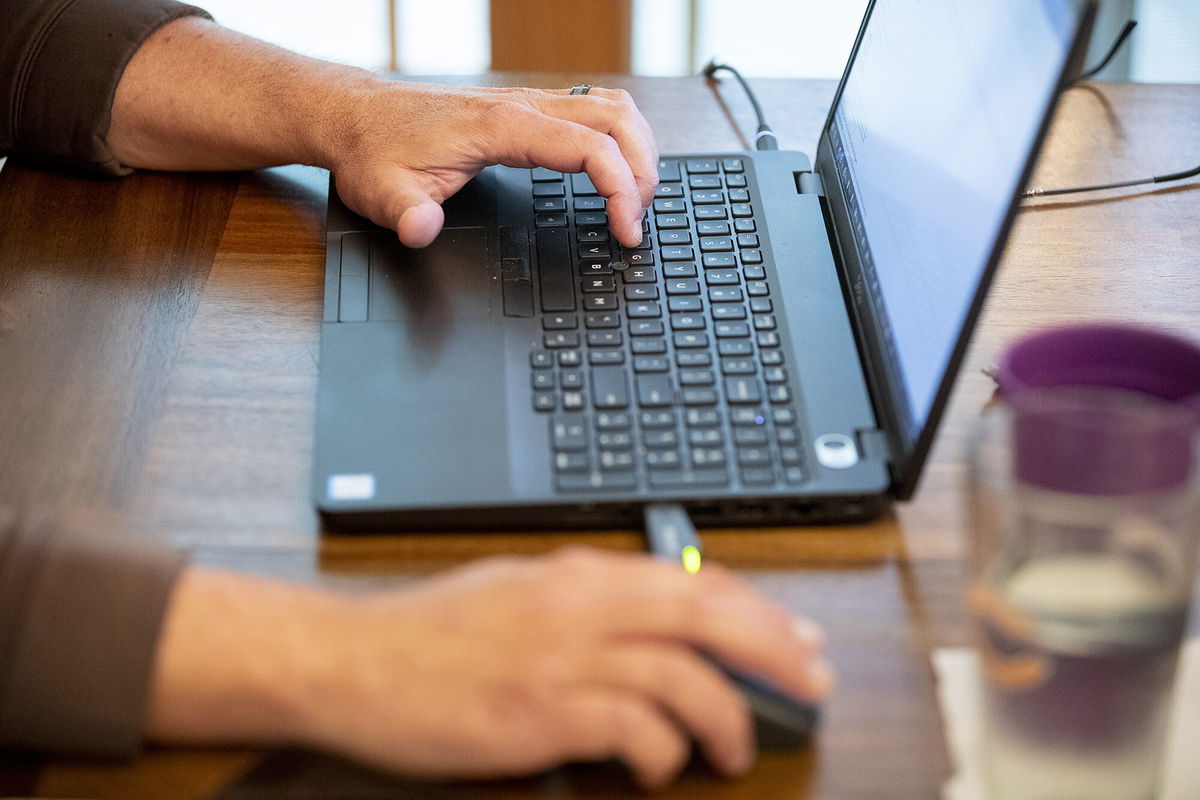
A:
[2,77,1198,799]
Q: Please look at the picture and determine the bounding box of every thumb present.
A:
[394,196,446,249]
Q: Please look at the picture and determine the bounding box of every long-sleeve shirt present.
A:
[0,0,208,756]
[0,0,210,173]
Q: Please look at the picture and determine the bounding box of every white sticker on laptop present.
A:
[327,473,376,501]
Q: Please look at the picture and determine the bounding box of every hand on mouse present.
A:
[146,546,833,790]
[107,17,658,250]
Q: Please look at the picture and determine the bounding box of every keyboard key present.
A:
[629,319,665,336]
[552,413,588,450]
[646,450,682,469]
[747,280,770,296]
[622,266,657,283]
[661,245,695,261]
[576,211,608,227]
[718,340,753,356]
[648,469,729,489]
[597,452,634,472]
[530,351,554,368]
[557,471,637,492]
[721,158,744,173]
[654,183,684,197]
[731,407,766,426]
[632,338,667,355]
[579,261,614,276]
[644,430,679,449]
[709,287,744,302]
[700,237,734,252]
[697,221,731,236]
[627,301,662,318]
[686,159,719,174]
[544,332,580,348]
[641,410,676,429]
[664,263,699,278]
[561,370,583,389]
[734,427,770,446]
[562,391,584,411]
[622,250,655,267]
[583,294,617,311]
[554,451,589,472]
[679,369,715,386]
[750,297,772,313]
[572,173,599,196]
[658,230,692,246]
[578,243,612,260]
[666,278,700,295]
[711,305,747,320]
[722,358,756,375]
[596,411,632,430]
[741,466,775,485]
[585,311,619,328]
[676,351,712,367]
[668,296,702,313]
[694,206,728,220]
[688,428,723,446]
[691,447,726,467]
[533,392,556,412]
[764,366,788,384]
[670,313,705,330]
[705,269,740,286]
[689,175,723,189]
[532,167,563,182]
[589,350,625,365]
[737,447,772,466]
[737,233,761,249]
[588,330,623,347]
[744,264,767,280]
[673,331,709,349]
[534,198,566,212]
[582,276,615,293]
[657,160,682,182]
[760,349,784,366]
[703,254,737,269]
[597,431,633,449]
[741,249,764,265]
[543,313,577,330]
[715,321,751,338]
[624,285,659,301]
[637,374,675,407]
[532,372,555,390]
[691,191,725,205]
[683,389,719,406]
[535,212,567,227]
[768,385,791,403]
[653,198,686,214]
[732,203,754,217]
[656,214,689,229]
[634,356,669,373]
[686,408,720,427]
[725,376,762,404]
[533,183,566,197]
[558,350,582,367]
[574,196,606,211]
[726,173,748,188]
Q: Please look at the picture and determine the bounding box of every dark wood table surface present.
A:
[1,74,1198,799]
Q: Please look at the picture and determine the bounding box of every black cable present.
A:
[1076,20,1137,82]
[1023,164,1200,198]
[702,59,779,150]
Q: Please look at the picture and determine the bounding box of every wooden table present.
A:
[1,74,1198,799]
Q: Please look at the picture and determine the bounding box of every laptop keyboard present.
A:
[527,157,807,493]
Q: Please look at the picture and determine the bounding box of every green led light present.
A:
[682,545,702,574]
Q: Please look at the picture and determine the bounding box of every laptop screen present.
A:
[826,0,1076,440]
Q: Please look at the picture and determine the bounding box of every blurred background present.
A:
[199,0,1199,82]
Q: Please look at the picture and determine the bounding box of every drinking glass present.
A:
[967,387,1200,800]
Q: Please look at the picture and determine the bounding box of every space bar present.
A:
[537,228,575,311]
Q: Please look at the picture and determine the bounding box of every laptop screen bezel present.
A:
[811,0,1098,500]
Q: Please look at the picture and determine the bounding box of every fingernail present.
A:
[793,617,825,647]
[808,657,836,699]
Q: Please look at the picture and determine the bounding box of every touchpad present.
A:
[367,228,495,322]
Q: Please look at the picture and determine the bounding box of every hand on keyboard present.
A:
[326,82,659,249]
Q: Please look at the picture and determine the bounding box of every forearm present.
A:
[144,566,341,748]
[108,16,369,172]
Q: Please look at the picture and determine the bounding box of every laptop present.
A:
[313,0,1097,530]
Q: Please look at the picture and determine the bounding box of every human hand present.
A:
[320,80,659,248]
[147,547,832,790]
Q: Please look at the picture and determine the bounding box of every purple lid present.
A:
[1012,389,1195,495]
[997,323,1200,420]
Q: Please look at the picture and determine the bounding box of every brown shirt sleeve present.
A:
[0,0,212,175]
[0,507,188,757]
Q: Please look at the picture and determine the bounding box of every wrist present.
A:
[145,567,350,749]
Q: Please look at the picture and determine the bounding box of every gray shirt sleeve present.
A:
[0,0,212,174]
[0,507,189,756]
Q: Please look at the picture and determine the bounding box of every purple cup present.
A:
[996,323,1200,419]
[1010,388,1195,495]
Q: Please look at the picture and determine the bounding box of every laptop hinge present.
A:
[856,428,891,466]
[795,171,826,196]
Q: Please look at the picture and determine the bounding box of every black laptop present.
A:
[313,0,1096,530]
